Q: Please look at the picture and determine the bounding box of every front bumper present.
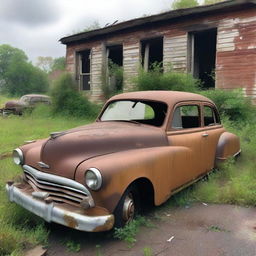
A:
[6,183,114,232]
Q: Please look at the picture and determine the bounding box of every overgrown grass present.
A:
[0,103,95,255]
[191,120,256,206]
[0,105,90,155]
[114,216,153,247]
[0,95,17,108]
[0,158,49,255]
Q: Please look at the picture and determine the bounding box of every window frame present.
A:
[202,103,221,127]
[169,102,202,131]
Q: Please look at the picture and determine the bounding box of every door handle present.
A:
[202,133,209,137]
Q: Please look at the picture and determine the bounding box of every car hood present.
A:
[24,122,168,179]
[5,100,26,108]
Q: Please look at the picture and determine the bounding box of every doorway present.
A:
[188,29,217,88]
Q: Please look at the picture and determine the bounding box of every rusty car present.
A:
[0,94,51,115]
[6,91,240,232]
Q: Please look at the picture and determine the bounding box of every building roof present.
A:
[60,0,256,45]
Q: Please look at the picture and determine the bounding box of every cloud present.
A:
[0,0,60,27]
[0,0,173,62]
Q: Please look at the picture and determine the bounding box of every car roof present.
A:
[109,91,214,107]
[22,94,50,98]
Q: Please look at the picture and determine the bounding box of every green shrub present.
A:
[200,89,255,123]
[51,73,100,119]
[134,65,200,92]
[102,60,123,99]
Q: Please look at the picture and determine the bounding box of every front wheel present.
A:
[114,186,140,228]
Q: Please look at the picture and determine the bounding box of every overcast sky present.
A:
[0,0,174,63]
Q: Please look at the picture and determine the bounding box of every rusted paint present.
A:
[13,91,240,231]
[63,214,78,229]
[92,215,114,232]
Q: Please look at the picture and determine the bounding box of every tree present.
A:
[36,56,53,72]
[51,57,66,71]
[0,44,27,81]
[0,44,49,96]
[172,0,199,9]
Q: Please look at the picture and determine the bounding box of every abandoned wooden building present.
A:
[60,0,256,101]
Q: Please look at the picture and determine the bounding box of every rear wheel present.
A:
[114,186,140,228]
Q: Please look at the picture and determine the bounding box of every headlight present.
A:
[13,148,24,165]
[85,168,102,191]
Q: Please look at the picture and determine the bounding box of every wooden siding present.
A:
[90,44,104,101]
[123,42,140,91]
[163,34,187,72]
[65,7,256,101]
[216,12,256,99]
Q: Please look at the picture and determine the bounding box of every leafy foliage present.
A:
[51,57,66,71]
[0,44,49,96]
[172,0,199,9]
[200,89,256,122]
[204,0,224,5]
[36,56,53,72]
[134,65,200,92]
[102,60,123,99]
[51,73,99,118]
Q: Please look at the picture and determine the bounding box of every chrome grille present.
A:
[23,165,91,206]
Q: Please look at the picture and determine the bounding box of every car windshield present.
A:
[20,96,30,103]
[100,100,167,127]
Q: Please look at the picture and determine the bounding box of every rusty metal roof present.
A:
[60,0,256,44]
[108,91,213,106]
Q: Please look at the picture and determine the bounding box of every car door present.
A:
[201,103,225,171]
[166,102,205,191]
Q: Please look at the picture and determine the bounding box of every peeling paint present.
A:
[63,214,78,229]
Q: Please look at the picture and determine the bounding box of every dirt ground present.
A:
[46,204,256,256]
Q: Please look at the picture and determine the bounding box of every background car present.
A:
[1,94,51,115]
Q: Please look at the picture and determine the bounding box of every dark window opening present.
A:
[188,29,217,88]
[141,37,163,71]
[79,50,91,91]
[106,45,123,93]
[203,105,221,126]
[107,45,123,66]
[172,105,200,129]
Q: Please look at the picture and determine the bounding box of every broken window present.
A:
[106,45,123,93]
[78,50,91,91]
[141,37,163,71]
[188,29,217,88]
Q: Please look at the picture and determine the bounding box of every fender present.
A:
[215,132,241,163]
[75,145,191,213]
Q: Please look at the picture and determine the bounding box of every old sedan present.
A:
[1,94,51,115]
[6,91,240,231]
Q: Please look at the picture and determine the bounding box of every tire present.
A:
[114,185,140,228]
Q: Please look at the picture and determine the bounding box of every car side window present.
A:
[203,105,220,126]
[30,97,38,103]
[172,105,200,129]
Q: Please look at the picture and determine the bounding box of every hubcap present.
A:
[122,192,135,223]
